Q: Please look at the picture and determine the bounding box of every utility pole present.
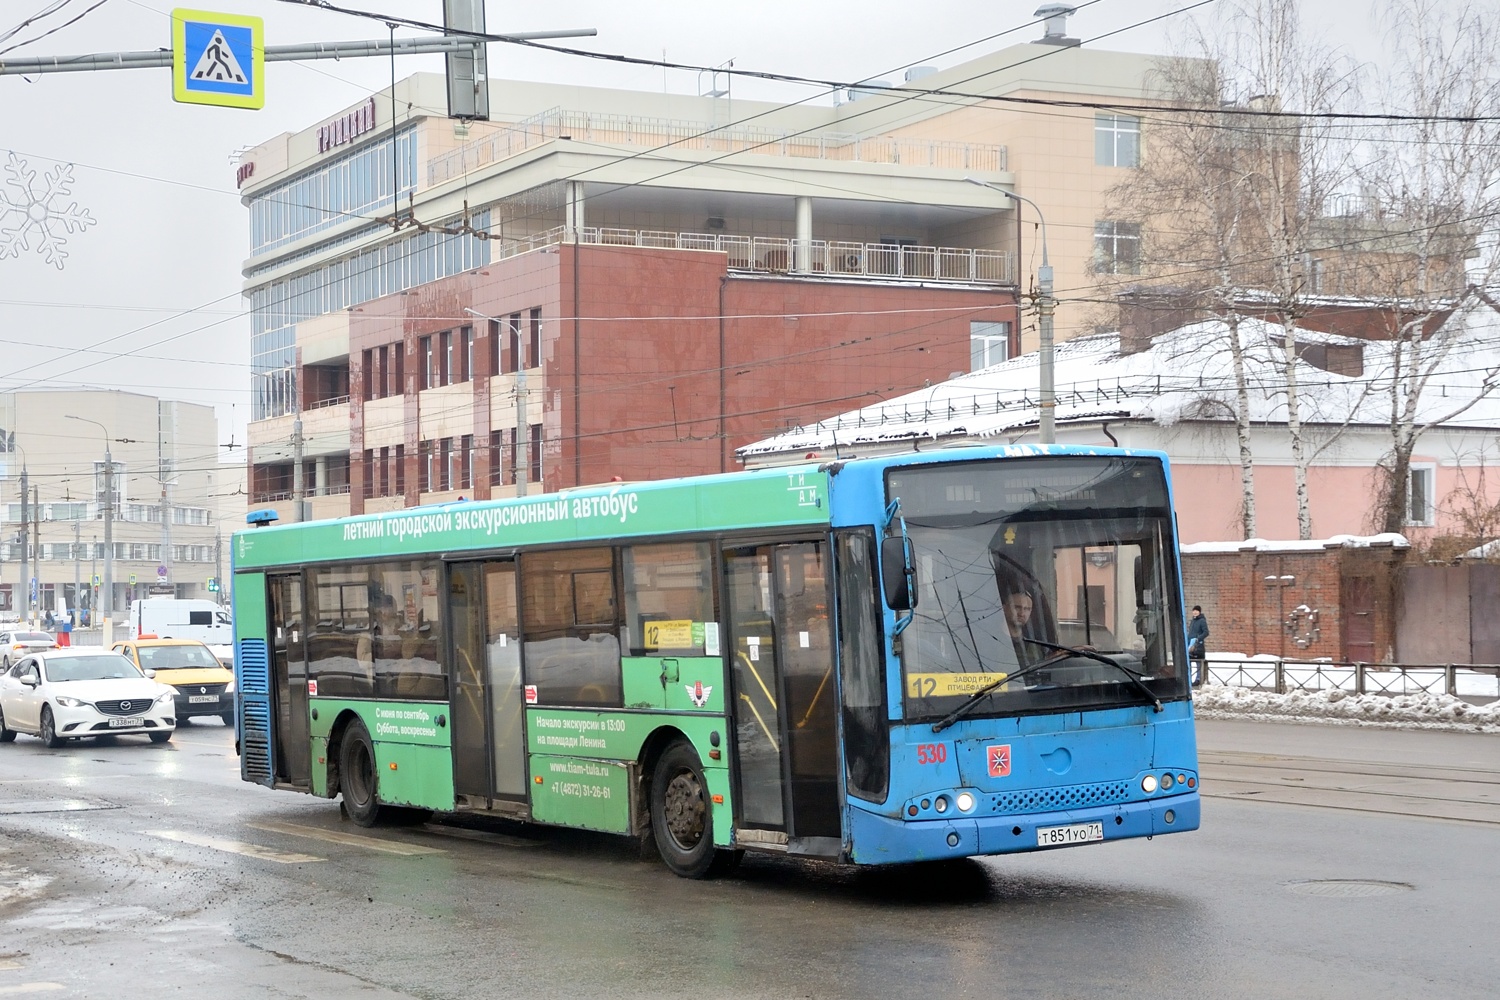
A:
[516,325,529,497]
[18,465,27,626]
[160,481,171,594]
[213,531,223,607]
[965,179,1056,444]
[103,448,113,641]
[73,519,81,626]
[32,485,40,622]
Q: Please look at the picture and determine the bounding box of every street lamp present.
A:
[966,177,1056,444]
[464,307,529,496]
[66,415,115,639]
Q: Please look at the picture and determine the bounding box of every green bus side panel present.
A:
[529,755,632,833]
[309,700,455,812]
[311,737,331,796]
[233,572,268,641]
[662,659,726,713]
[621,658,665,709]
[525,708,734,846]
[621,657,725,712]
[378,743,456,810]
[233,466,829,570]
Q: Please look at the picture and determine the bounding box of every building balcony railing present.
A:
[429,107,1007,186]
[491,225,1014,285]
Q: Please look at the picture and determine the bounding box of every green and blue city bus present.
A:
[232,445,1199,877]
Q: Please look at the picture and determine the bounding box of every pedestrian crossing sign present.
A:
[171,9,264,110]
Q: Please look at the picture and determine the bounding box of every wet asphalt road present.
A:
[0,718,1496,999]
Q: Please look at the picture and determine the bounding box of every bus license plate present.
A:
[108,716,143,728]
[1036,821,1103,847]
[188,695,218,703]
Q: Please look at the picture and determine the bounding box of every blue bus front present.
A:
[830,448,1199,864]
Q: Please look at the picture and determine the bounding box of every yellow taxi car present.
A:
[111,637,234,726]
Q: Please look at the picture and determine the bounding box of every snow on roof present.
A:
[739,301,1500,458]
[1181,533,1410,554]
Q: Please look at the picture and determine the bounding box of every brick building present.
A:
[238,26,1198,514]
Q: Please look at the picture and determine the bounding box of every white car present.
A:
[0,649,177,747]
[0,630,56,670]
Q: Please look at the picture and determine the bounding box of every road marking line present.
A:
[0,985,64,995]
[0,960,23,971]
[418,825,546,849]
[143,829,324,864]
[248,821,445,855]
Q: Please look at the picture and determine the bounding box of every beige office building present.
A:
[0,390,243,622]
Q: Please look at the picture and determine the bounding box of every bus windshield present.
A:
[889,455,1188,722]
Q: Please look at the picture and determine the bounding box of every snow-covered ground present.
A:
[1194,683,1500,732]
[1196,654,1500,732]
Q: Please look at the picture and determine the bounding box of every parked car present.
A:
[111,638,234,725]
[0,649,176,747]
[0,630,57,670]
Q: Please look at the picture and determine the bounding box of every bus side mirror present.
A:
[881,535,917,612]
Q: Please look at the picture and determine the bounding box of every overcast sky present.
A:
[0,0,1384,462]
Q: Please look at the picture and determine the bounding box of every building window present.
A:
[1093,220,1142,275]
[461,325,474,383]
[460,434,474,490]
[1095,113,1140,167]
[528,308,542,369]
[421,336,436,389]
[393,444,405,496]
[530,423,542,485]
[362,349,375,401]
[1408,464,1436,526]
[378,446,390,497]
[418,440,432,493]
[507,427,518,486]
[507,314,522,373]
[970,321,1011,370]
[441,330,455,385]
[438,438,452,491]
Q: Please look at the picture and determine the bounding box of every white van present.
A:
[129,598,233,644]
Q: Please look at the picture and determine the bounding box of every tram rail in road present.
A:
[1199,749,1500,825]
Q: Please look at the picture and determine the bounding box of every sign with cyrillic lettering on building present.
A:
[319,98,378,153]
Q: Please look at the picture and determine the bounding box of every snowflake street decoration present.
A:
[1,152,96,270]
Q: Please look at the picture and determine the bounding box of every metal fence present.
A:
[1201,656,1500,702]
[429,108,1007,186]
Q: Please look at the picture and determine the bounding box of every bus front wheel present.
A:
[649,740,737,879]
[339,719,382,827]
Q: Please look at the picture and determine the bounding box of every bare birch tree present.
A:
[1351,0,1500,533]
[1108,0,1358,538]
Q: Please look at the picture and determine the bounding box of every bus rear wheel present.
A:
[650,740,737,879]
[339,719,383,827]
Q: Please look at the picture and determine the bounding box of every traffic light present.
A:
[207,577,219,592]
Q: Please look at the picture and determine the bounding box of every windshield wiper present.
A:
[1022,639,1163,713]
[930,658,1061,733]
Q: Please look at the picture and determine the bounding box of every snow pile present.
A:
[1195,682,1500,732]
[1181,533,1408,554]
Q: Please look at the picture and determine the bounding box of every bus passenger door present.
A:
[449,561,528,805]
[269,573,310,788]
[725,542,841,851]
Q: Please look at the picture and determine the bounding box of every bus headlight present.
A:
[956,792,975,813]
[1141,774,1159,794]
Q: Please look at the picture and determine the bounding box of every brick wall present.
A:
[1181,541,1406,661]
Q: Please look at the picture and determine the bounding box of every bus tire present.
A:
[650,739,734,879]
[338,718,382,827]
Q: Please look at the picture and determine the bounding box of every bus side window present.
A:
[521,548,623,707]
